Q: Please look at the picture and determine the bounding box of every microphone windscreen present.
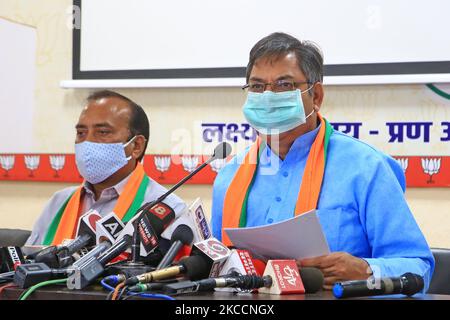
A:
[171,224,194,245]
[402,272,424,296]
[213,142,232,160]
[299,267,324,293]
[181,255,209,281]
[34,246,60,268]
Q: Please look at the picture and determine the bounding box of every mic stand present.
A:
[105,219,155,278]
[107,142,231,277]
[137,155,217,215]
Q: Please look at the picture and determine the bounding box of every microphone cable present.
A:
[117,285,128,301]
[0,283,17,297]
[18,278,68,300]
[112,282,126,300]
[100,276,175,301]
[0,271,15,284]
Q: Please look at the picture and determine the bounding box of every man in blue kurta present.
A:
[211,32,434,291]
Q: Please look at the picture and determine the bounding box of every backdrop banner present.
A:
[0,153,448,187]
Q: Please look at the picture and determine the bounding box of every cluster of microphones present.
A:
[0,142,424,300]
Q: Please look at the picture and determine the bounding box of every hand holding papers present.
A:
[224,210,329,261]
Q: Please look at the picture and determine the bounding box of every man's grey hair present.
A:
[246,32,324,95]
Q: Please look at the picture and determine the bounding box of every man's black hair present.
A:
[87,90,149,162]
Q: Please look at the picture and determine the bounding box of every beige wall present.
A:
[0,0,449,248]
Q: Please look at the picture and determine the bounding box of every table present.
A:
[2,285,450,300]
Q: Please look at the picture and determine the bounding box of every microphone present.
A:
[55,234,93,268]
[158,198,212,266]
[100,142,231,279]
[34,234,92,269]
[162,273,273,295]
[332,273,424,299]
[110,142,230,273]
[219,249,259,277]
[188,197,212,240]
[126,254,209,286]
[95,212,125,244]
[214,249,260,293]
[161,197,212,245]
[32,210,102,269]
[13,262,69,289]
[0,246,26,273]
[156,224,194,270]
[105,202,177,277]
[258,260,324,295]
[190,237,232,278]
[75,209,102,245]
[296,267,324,294]
[126,238,230,289]
[66,215,138,290]
[67,235,133,289]
[66,240,112,289]
[132,202,176,258]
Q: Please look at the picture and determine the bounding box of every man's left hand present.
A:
[299,252,372,290]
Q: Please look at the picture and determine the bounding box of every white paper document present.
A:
[224,210,330,261]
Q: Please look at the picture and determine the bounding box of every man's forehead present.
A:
[255,52,297,67]
[80,97,131,123]
[251,52,304,79]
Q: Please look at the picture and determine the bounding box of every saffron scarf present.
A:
[43,163,149,245]
[221,113,333,246]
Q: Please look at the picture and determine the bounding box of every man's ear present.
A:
[132,135,147,160]
[312,82,324,111]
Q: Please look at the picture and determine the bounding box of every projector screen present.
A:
[66,0,450,87]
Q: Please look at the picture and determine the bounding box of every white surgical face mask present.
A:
[75,136,136,184]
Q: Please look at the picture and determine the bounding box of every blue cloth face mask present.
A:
[75,136,136,184]
[243,87,314,134]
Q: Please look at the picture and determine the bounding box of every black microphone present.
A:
[97,235,133,266]
[126,254,209,286]
[0,246,26,273]
[332,273,424,299]
[34,234,92,268]
[56,234,93,268]
[32,210,102,269]
[135,202,176,258]
[164,267,324,295]
[162,273,273,295]
[120,142,231,268]
[299,267,324,294]
[13,262,69,289]
[74,234,133,286]
[156,224,194,270]
[105,202,177,277]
